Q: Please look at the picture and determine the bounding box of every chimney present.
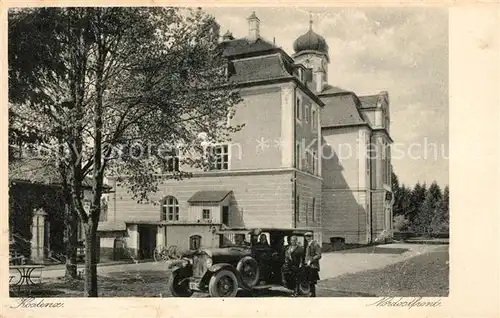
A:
[247,11,260,42]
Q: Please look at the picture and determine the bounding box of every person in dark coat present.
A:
[258,234,270,246]
[282,235,304,296]
[304,232,321,297]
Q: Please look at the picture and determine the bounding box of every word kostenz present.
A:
[11,297,64,309]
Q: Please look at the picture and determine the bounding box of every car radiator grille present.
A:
[193,254,208,278]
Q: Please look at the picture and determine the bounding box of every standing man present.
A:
[304,232,321,297]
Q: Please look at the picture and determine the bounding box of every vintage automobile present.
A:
[168,227,315,297]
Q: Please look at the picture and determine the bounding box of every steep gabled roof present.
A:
[188,190,232,203]
[359,92,389,109]
[320,93,366,128]
[319,84,350,96]
[358,95,380,108]
[97,221,127,232]
[229,54,291,83]
[221,37,279,58]
[219,35,325,106]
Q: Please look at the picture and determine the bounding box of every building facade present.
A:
[101,12,393,259]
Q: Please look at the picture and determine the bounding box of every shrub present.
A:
[393,215,410,231]
[374,229,393,243]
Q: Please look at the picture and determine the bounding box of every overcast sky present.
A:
[204,7,449,187]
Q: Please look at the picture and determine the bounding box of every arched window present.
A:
[189,235,202,250]
[161,196,179,221]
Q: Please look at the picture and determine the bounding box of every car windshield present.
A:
[217,230,309,248]
[219,233,251,247]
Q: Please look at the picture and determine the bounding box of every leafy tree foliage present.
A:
[394,184,412,218]
[9,8,83,278]
[9,7,241,296]
[393,214,410,231]
[390,171,448,235]
[402,186,412,217]
[414,182,442,235]
[407,182,427,223]
[391,171,406,216]
[431,185,449,233]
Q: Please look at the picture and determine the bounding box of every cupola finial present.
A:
[309,13,313,30]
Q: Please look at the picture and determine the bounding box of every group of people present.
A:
[242,230,321,297]
[282,232,321,297]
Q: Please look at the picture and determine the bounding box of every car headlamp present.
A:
[206,257,213,267]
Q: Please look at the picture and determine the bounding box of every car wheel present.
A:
[168,271,194,297]
[208,270,238,297]
[236,257,260,287]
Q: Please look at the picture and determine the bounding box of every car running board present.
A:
[251,284,274,290]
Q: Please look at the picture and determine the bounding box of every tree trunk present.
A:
[60,141,79,279]
[82,11,106,297]
[83,220,98,297]
[64,201,78,279]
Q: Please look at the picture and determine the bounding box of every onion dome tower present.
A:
[292,16,329,93]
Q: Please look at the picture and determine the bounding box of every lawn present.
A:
[317,248,449,297]
[11,270,176,298]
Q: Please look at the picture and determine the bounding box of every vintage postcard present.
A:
[1,2,499,318]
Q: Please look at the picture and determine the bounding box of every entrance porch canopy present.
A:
[187,190,232,204]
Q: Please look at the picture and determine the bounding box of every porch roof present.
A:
[187,190,232,204]
[97,221,127,232]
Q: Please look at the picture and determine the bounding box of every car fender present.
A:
[208,263,234,273]
[170,261,192,278]
[204,263,251,290]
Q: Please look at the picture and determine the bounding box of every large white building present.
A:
[98,12,394,260]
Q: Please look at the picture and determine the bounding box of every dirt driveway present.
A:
[37,243,446,281]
